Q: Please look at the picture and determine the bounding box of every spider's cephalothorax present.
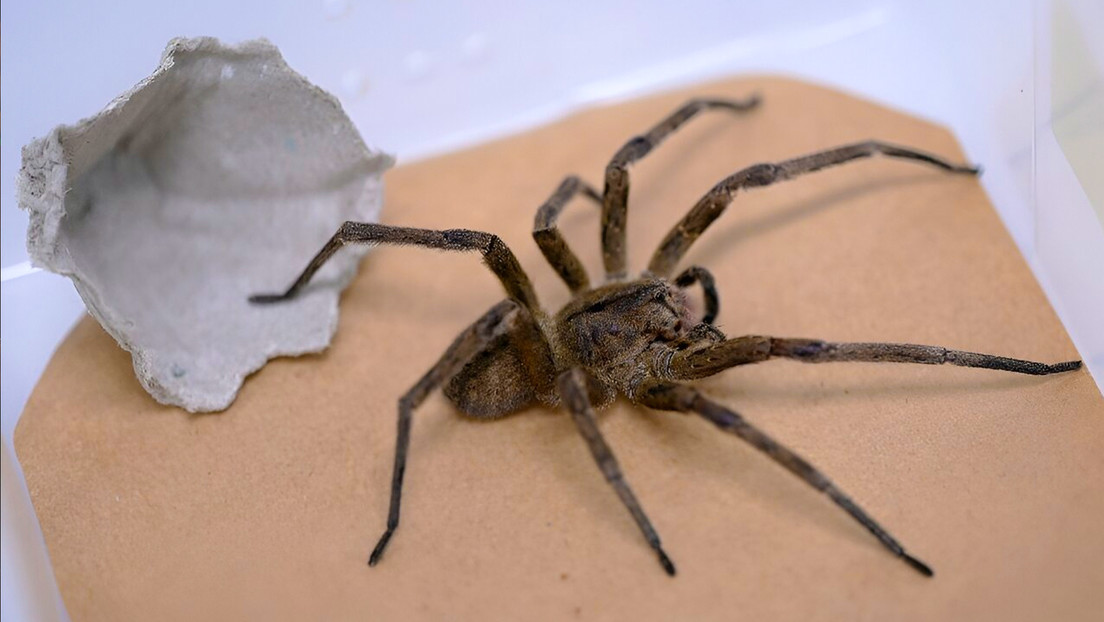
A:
[447,278,703,417]
[252,96,1081,578]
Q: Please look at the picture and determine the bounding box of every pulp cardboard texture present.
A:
[15,77,1103,622]
[18,37,393,413]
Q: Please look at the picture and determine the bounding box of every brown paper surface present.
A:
[15,77,1104,621]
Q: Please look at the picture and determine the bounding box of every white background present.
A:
[2,1,1100,619]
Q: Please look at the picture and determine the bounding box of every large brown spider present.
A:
[251,95,1081,578]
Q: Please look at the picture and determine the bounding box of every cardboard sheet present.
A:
[15,77,1103,621]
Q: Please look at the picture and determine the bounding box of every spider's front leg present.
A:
[249,221,541,313]
[673,266,720,325]
[666,335,1081,380]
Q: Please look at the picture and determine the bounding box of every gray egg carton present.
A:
[18,37,393,412]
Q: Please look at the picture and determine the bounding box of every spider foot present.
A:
[368,528,395,566]
[657,548,677,576]
[248,292,294,305]
[902,552,934,578]
[714,93,762,112]
[1048,360,1082,374]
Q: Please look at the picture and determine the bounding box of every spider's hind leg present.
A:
[369,299,528,566]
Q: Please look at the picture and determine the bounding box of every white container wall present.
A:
[3,1,1100,618]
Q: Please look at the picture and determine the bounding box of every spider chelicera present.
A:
[251,95,1081,577]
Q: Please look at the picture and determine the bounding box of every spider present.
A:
[251,95,1081,577]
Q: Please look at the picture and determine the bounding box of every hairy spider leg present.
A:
[369,300,524,566]
[533,175,603,293]
[249,222,541,313]
[602,96,761,280]
[248,223,559,564]
[637,380,934,577]
[558,368,677,576]
[667,336,1082,380]
[647,140,980,277]
[247,103,1082,579]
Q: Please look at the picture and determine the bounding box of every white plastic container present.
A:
[2,1,1100,618]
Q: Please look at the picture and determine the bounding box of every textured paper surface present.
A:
[15,77,1103,621]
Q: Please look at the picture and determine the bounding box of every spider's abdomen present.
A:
[444,306,556,418]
